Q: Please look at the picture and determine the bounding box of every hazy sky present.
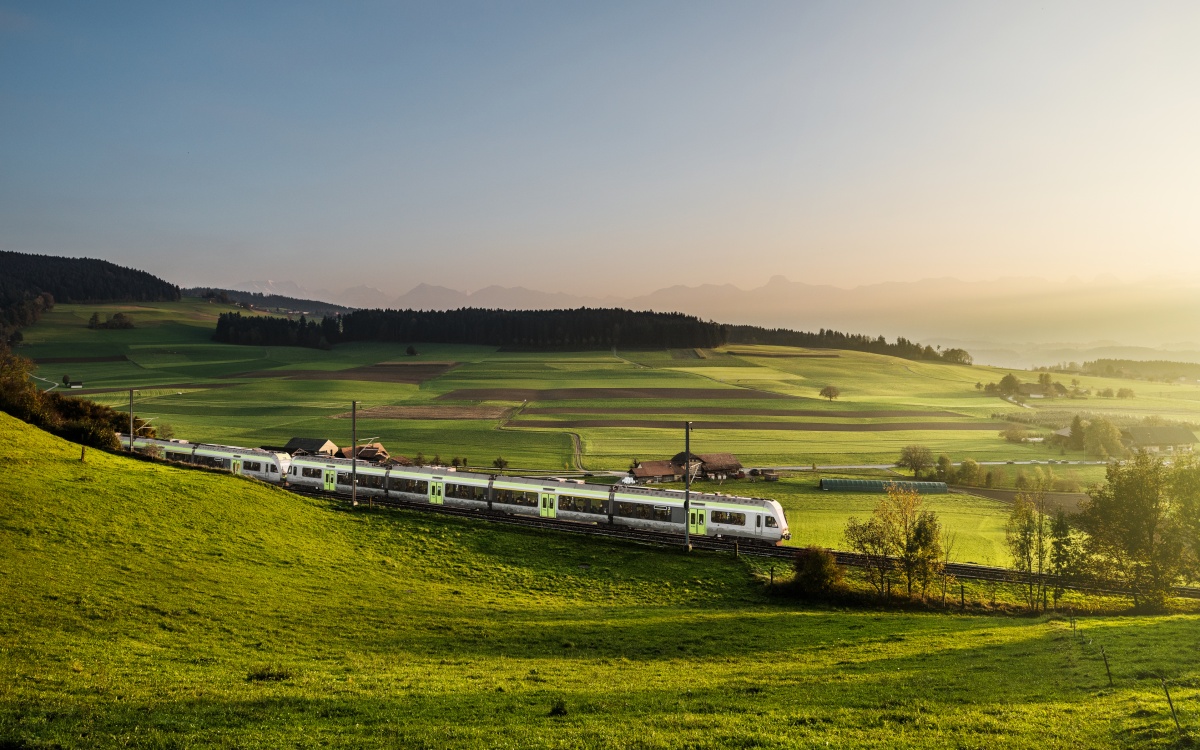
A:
[2,2,1198,296]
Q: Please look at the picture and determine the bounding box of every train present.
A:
[120,435,791,544]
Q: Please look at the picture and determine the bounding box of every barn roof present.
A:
[1122,425,1198,447]
[632,460,679,478]
[671,452,742,472]
[284,437,339,455]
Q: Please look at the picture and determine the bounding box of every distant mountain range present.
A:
[231,275,1200,367]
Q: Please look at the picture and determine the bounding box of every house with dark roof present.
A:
[338,442,391,463]
[631,459,686,483]
[283,437,340,456]
[670,452,744,480]
[1121,426,1198,453]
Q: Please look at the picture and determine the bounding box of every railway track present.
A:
[287,485,1200,601]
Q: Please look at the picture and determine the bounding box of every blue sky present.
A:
[2,2,1198,295]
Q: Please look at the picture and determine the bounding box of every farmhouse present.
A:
[1018,383,1068,399]
[630,459,687,483]
[1121,426,1198,454]
[338,442,391,463]
[283,437,340,457]
[670,452,744,480]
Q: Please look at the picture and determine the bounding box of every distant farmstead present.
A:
[1121,426,1198,453]
[671,452,744,480]
[630,460,687,483]
[629,453,743,483]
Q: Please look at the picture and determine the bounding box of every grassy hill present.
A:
[16,300,1200,471]
[3,413,1200,747]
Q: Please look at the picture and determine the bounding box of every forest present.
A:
[212,307,971,362]
[214,308,726,349]
[0,251,180,341]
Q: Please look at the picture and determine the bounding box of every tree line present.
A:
[0,251,180,343]
[1005,454,1200,610]
[0,343,155,450]
[213,308,972,362]
[215,308,727,349]
[725,324,973,363]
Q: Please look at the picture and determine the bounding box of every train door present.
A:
[231,459,242,475]
[755,514,763,537]
[323,470,336,492]
[430,481,444,505]
[539,493,556,519]
[688,507,707,536]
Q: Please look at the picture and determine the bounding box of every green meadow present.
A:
[4,412,1200,748]
[18,299,1200,473]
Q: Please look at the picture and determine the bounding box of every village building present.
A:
[1121,426,1198,454]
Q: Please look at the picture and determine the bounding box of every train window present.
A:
[765,517,778,528]
[193,455,229,469]
[244,461,262,472]
[558,495,607,514]
[269,464,278,473]
[337,473,352,486]
[615,502,671,521]
[301,467,323,479]
[387,477,429,494]
[494,489,538,507]
[358,474,384,489]
[445,483,487,501]
[710,511,747,526]
[166,451,190,462]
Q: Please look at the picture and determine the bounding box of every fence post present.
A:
[1162,680,1182,733]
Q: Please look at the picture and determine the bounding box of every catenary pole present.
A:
[683,421,692,551]
[128,389,134,452]
[351,400,358,506]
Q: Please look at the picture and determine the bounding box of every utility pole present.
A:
[683,421,692,552]
[351,400,358,507]
[128,389,134,452]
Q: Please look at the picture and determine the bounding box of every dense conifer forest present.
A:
[0,251,180,341]
[183,287,351,317]
[213,307,971,362]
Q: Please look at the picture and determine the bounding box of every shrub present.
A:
[246,664,292,682]
[791,546,843,597]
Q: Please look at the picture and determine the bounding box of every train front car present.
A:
[120,435,289,483]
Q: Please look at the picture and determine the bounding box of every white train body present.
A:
[287,455,790,544]
[121,435,790,544]
[122,435,290,483]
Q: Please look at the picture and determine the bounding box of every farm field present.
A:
[18,300,1200,471]
[4,412,1200,748]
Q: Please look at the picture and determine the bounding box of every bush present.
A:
[246,664,292,682]
[791,546,843,597]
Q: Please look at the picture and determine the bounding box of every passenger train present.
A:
[121,435,791,544]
